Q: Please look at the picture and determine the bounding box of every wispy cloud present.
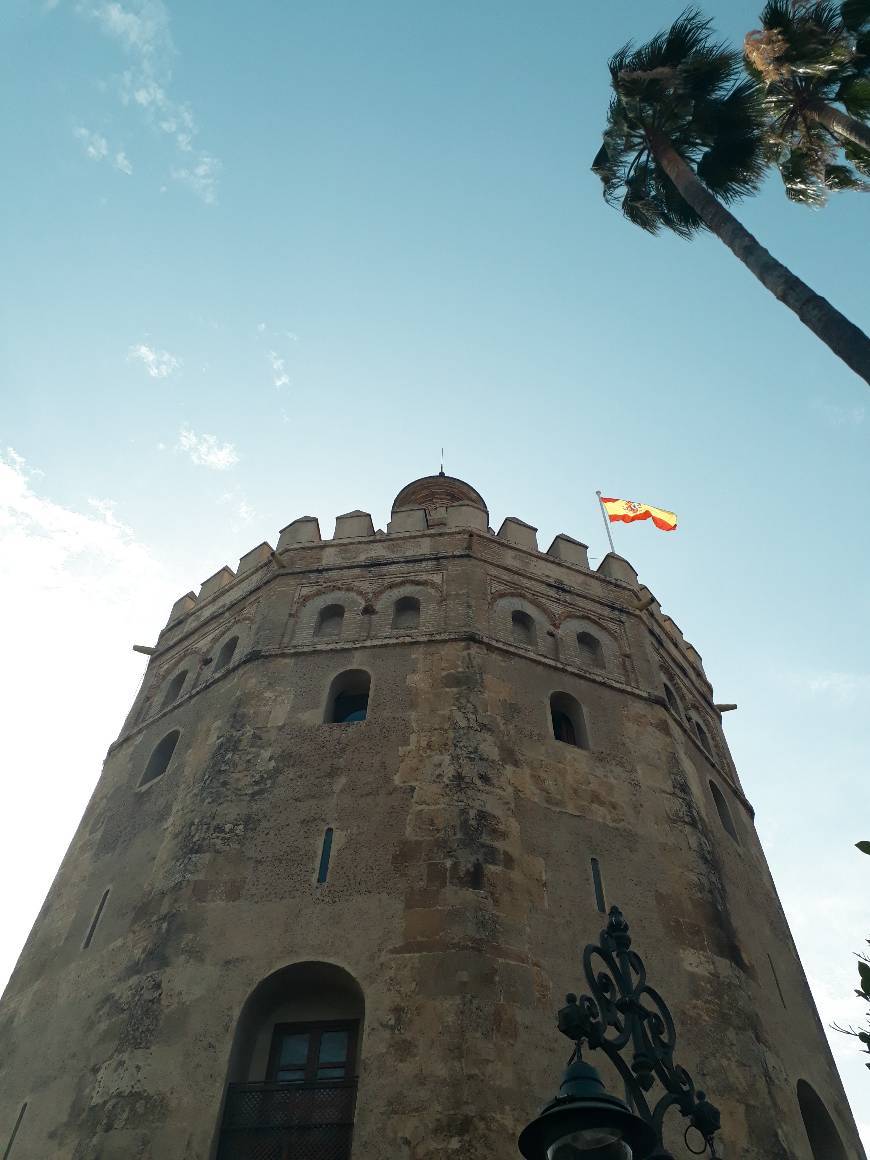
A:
[72,1,220,203]
[268,350,290,390]
[128,342,179,378]
[784,668,870,707]
[810,397,865,428]
[74,126,109,161]
[219,489,256,527]
[170,153,220,205]
[176,427,238,471]
[74,126,133,174]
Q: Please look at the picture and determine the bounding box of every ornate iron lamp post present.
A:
[519,906,722,1160]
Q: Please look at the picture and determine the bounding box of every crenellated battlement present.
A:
[157,473,706,683]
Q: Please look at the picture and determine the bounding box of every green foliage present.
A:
[839,75,870,116]
[746,0,870,204]
[593,8,766,237]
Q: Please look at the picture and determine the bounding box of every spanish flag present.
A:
[600,496,677,532]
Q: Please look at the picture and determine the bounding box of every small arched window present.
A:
[550,692,589,750]
[512,610,536,648]
[316,604,345,639]
[160,670,188,710]
[797,1080,848,1160]
[695,719,713,755]
[663,683,681,716]
[215,636,238,671]
[392,596,420,631]
[140,730,180,787]
[326,670,370,724]
[709,780,739,843]
[577,631,604,669]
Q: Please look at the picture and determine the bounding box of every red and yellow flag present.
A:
[600,497,677,532]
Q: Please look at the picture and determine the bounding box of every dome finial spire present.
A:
[439,446,445,477]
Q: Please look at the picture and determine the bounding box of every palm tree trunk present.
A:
[805,100,870,154]
[646,128,870,386]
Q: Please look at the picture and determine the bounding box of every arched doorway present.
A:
[218,961,364,1160]
[797,1079,848,1160]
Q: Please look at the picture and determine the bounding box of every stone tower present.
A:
[0,474,863,1160]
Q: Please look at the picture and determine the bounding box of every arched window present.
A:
[577,631,604,669]
[550,692,589,750]
[512,609,536,648]
[316,604,345,639]
[218,962,364,1160]
[326,670,370,724]
[140,730,180,787]
[160,670,188,710]
[709,780,739,843]
[215,635,239,671]
[663,683,681,716]
[797,1080,848,1160]
[391,595,420,630]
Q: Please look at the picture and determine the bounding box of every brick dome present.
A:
[391,473,487,515]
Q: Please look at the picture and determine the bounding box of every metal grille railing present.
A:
[217,1080,357,1160]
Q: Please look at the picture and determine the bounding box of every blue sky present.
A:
[1,0,869,1142]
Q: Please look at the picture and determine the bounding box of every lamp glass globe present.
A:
[546,1128,633,1160]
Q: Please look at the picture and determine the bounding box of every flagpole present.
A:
[596,491,616,555]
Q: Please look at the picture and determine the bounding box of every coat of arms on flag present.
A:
[599,496,677,532]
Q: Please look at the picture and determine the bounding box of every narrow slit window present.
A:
[591,858,606,914]
[83,888,110,950]
[3,1103,27,1159]
[768,953,786,1009]
[317,828,334,884]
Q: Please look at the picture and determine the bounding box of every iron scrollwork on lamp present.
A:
[519,906,722,1160]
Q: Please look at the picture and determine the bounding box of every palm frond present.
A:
[780,146,829,202]
[751,0,870,203]
[698,136,768,199]
[760,0,796,35]
[838,74,870,114]
[596,8,764,238]
[824,160,870,185]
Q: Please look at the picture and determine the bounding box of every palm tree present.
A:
[592,8,870,385]
[745,0,870,206]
